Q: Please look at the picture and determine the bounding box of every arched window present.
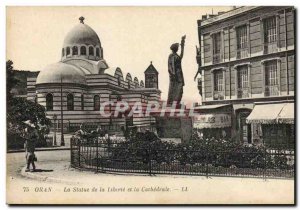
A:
[62,48,65,57]
[80,46,86,55]
[94,95,100,111]
[67,93,74,111]
[66,47,70,56]
[46,93,53,111]
[118,77,121,86]
[72,46,78,55]
[89,46,94,56]
[128,81,131,89]
[96,48,100,57]
[81,94,84,111]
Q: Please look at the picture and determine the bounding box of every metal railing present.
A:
[265,85,279,96]
[70,137,294,179]
[68,123,122,133]
[213,53,222,64]
[237,87,250,99]
[213,91,224,100]
[264,42,278,54]
[236,48,249,59]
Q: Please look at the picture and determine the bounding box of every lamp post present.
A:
[53,114,57,146]
[60,75,65,146]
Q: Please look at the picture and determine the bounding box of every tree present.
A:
[6,60,19,100]
[7,60,51,149]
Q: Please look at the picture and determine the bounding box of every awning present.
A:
[246,102,294,124]
[277,103,294,124]
[193,113,231,129]
[194,104,231,110]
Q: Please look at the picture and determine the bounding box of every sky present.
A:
[6,6,232,104]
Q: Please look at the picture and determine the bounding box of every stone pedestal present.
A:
[154,108,192,144]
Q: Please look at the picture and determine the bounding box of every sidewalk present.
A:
[19,159,295,204]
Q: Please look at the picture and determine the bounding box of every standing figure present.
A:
[24,123,38,172]
[167,35,186,106]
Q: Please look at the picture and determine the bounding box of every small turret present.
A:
[144,61,159,89]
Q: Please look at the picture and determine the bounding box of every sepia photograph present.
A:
[5,5,295,205]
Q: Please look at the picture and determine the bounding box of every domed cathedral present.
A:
[27,17,161,133]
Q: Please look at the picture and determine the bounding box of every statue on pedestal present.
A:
[167,35,186,106]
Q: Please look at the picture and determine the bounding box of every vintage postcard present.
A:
[6,6,295,205]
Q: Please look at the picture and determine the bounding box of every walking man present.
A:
[24,121,38,172]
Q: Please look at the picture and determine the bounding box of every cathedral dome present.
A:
[36,62,86,85]
[63,17,101,48]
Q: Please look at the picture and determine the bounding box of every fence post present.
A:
[101,143,104,172]
[149,147,152,176]
[78,139,81,168]
[206,143,209,178]
[263,146,267,180]
[96,138,99,173]
[70,137,73,166]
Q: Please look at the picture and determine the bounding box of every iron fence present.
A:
[70,137,294,179]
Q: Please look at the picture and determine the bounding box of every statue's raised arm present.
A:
[180,35,186,59]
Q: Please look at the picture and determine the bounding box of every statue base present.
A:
[152,106,192,144]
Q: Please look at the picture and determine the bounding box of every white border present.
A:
[1,1,298,209]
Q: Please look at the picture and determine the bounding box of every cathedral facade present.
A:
[27,17,161,132]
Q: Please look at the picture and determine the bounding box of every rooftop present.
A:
[199,6,258,27]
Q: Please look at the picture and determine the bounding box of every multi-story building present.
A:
[195,6,295,145]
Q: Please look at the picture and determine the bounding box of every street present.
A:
[7,150,70,181]
[6,150,295,204]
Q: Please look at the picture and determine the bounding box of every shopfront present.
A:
[193,104,233,139]
[246,101,294,147]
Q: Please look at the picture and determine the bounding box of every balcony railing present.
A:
[213,90,224,100]
[197,79,202,96]
[265,85,279,97]
[213,53,222,64]
[264,42,278,54]
[236,48,249,59]
[237,87,250,99]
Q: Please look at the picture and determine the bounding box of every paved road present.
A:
[7,150,70,184]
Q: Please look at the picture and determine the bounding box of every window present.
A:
[46,93,53,111]
[94,95,100,111]
[67,93,74,111]
[212,32,221,64]
[72,46,78,55]
[81,94,84,110]
[237,66,248,89]
[236,25,248,59]
[118,77,121,86]
[89,46,94,56]
[237,65,249,98]
[62,48,65,57]
[128,81,131,89]
[66,47,71,56]
[263,16,277,54]
[96,48,100,57]
[264,17,277,44]
[214,70,223,92]
[213,70,224,100]
[80,46,86,55]
[265,60,279,96]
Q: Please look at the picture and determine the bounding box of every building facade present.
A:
[195,6,295,145]
[27,17,161,133]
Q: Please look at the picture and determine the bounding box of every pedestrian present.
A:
[24,121,38,172]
